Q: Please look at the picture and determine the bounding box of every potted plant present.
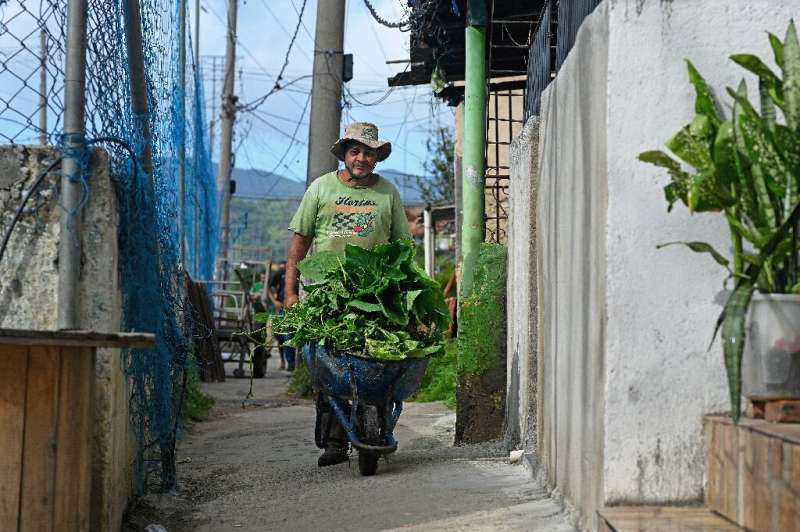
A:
[639,21,800,420]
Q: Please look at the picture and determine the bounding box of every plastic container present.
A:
[742,293,800,400]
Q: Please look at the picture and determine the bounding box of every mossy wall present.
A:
[456,243,507,444]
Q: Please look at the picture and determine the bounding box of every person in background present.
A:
[268,260,294,371]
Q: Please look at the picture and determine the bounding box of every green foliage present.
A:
[458,243,506,376]
[416,127,455,204]
[411,339,457,408]
[229,198,301,260]
[639,21,800,421]
[270,240,451,361]
[288,355,314,397]
[181,363,215,421]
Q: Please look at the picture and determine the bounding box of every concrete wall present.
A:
[506,117,540,450]
[513,1,800,528]
[0,145,134,531]
[537,6,609,527]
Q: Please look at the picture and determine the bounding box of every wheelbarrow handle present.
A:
[326,396,398,454]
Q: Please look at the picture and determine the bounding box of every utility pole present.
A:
[178,0,187,269]
[305,0,345,186]
[39,29,47,145]
[215,0,238,268]
[460,0,488,298]
[204,55,223,158]
[194,0,200,70]
[58,0,88,329]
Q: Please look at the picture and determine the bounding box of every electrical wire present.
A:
[234,0,309,114]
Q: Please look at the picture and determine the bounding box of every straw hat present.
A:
[330,122,392,162]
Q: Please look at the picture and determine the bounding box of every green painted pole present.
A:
[460,3,487,298]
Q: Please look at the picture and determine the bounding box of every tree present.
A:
[416,126,454,204]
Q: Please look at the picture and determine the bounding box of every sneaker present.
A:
[317,445,348,467]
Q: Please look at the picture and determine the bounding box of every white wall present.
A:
[506,118,540,449]
[537,5,609,527]
[529,0,799,528]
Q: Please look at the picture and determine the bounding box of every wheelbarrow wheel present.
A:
[358,451,379,476]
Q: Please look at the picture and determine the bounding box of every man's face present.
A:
[343,141,378,179]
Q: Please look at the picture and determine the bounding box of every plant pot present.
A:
[742,293,800,400]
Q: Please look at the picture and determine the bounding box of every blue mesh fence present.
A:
[0,0,218,491]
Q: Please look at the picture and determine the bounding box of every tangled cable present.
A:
[362,0,410,30]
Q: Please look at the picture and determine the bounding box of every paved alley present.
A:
[125,358,575,532]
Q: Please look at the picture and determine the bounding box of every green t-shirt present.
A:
[288,171,411,253]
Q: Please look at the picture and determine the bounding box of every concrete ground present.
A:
[124,358,575,532]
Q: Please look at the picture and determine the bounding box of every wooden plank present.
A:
[0,329,155,349]
[597,507,741,531]
[765,400,800,423]
[0,344,29,532]
[53,346,95,532]
[19,346,61,532]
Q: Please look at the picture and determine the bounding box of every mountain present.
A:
[229,167,306,200]
[223,165,427,206]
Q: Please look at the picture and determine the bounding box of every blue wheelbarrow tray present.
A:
[303,343,430,453]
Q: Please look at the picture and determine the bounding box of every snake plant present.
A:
[639,21,800,421]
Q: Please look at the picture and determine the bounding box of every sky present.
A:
[195,0,453,182]
[0,0,453,183]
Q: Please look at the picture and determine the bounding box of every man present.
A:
[285,122,411,467]
[267,260,295,371]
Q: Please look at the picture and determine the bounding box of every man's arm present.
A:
[284,232,313,307]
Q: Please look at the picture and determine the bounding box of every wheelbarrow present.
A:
[303,343,429,476]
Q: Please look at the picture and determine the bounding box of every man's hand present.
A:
[285,232,312,309]
[284,293,298,307]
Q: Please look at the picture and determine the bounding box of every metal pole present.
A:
[39,29,48,145]
[215,0,238,269]
[124,0,153,180]
[194,0,200,71]
[209,56,217,164]
[58,0,88,330]
[305,0,345,186]
[178,0,187,269]
[460,0,488,298]
[424,204,434,277]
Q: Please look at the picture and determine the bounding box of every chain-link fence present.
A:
[0,0,218,492]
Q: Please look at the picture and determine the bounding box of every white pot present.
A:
[742,293,800,400]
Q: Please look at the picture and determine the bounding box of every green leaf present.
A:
[347,299,383,313]
[730,54,784,110]
[297,251,341,279]
[782,20,800,132]
[666,125,714,171]
[656,241,731,269]
[720,282,755,422]
[768,32,785,68]
[686,60,721,126]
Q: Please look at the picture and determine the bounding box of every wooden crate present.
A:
[0,329,154,532]
[706,415,800,532]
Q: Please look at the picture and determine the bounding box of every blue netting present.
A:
[0,0,217,491]
[86,0,218,491]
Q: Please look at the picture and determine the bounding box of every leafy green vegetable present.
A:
[272,239,450,361]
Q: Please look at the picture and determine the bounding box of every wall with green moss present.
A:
[456,243,507,443]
